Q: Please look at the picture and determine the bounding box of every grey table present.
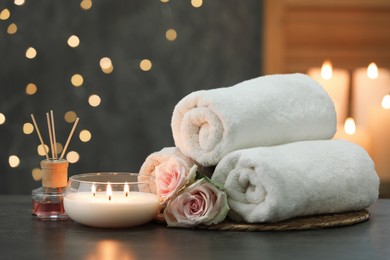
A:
[0,196,389,260]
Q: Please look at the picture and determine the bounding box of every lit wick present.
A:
[91,183,96,197]
[320,60,332,80]
[124,182,129,197]
[107,182,112,201]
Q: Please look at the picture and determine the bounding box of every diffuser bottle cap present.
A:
[40,159,69,188]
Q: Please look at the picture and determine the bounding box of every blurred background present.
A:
[1,0,390,197]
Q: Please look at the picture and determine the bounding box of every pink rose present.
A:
[163,178,229,227]
[155,156,197,203]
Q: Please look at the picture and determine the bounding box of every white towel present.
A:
[211,140,379,223]
[171,73,337,166]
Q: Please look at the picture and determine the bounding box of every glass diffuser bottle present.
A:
[32,159,70,220]
[30,111,79,220]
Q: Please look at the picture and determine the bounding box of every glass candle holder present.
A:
[64,172,159,228]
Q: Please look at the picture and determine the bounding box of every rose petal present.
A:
[155,156,192,202]
[164,178,229,227]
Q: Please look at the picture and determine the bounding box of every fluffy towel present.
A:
[171,73,337,166]
[211,140,379,223]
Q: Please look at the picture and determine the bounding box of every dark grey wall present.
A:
[0,0,262,194]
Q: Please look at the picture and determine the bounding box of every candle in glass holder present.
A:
[64,173,159,228]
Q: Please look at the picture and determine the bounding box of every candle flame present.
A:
[124,182,129,197]
[367,62,378,79]
[382,94,390,110]
[107,182,112,201]
[91,183,96,197]
[344,117,356,135]
[321,60,333,80]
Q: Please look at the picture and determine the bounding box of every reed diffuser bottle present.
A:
[30,111,79,220]
[32,159,70,220]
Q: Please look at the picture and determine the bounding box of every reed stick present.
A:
[46,113,55,159]
[50,110,57,159]
[30,114,49,160]
[60,117,79,159]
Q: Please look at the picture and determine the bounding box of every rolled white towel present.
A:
[211,140,379,223]
[171,73,337,166]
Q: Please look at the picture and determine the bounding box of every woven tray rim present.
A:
[194,209,370,232]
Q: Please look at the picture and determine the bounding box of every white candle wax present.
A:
[64,191,159,228]
[307,67,349,124]
[353,67,390,127]
[367,106,390,182]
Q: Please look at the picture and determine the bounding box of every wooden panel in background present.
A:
[263,0,390,74]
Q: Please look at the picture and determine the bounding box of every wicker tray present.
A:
[195,209,369,231]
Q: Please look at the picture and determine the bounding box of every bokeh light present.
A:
[67,35,80,48]
[0,9,10,20]
[79,129,92,142]
[37,144,49,156]
[100,57,112,69]
[66,151,80,163]
[55,142,63,154]
[0,113,5,125]
[25,83,38,95]
[100,57,114,74]
[32,168,42,181]
[14,0,25,6]
[9,155,20,168]
[166,29,177,41]
[88,94,101,107]
[140,59,152,71]
[7,23,17,34]
[191,0,203,8]
[26,47,37,59]
[23,123,34,134]
[71,74,84,87]
[64,111,77,123]
[80,0,92,10]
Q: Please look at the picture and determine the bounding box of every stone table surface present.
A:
[0,196,389,260]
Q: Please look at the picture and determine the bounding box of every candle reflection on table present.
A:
[85,240,135,260]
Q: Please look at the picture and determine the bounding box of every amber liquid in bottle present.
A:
[32,159,69,220]
[32,187,68,220]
